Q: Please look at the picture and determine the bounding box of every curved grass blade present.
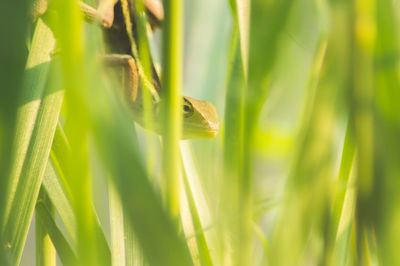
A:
[1,17,64,264]
[180,141,214,265]
[36,195,78,266]
[88,84,193,266]
[44,125,111,264]
[269,4,349,264]
[36,187,56,266]
[0,3,30,257]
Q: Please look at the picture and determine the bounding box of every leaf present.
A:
[88,83,193,266]
[36,194,78,266]
[44,124,111,264]
[1,18,63,265]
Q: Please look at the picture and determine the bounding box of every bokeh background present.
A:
[1,0,399,265]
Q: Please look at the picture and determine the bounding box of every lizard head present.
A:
[132,96,219,139]
[181,96,219,139]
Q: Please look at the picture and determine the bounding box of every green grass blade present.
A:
[181,173,213,266]
[45,125,111,263]
[36,196,78,266]
[35,188,56,266]
[123,215,144,266]
[348,0,376,263]
[1,17,63,264]
[51,0,104,263]
[222,0,296,264]
[180,141,215,265]
[42,160,77,244]
[333,169,356,265]
[0,2,30,261]
[2,17,55,229]
[325,123,355,264]
[5,77,63,264]
[268,3,348,264]
[229,0,250,79]
[108,182,126,266]
[373,0,400,264]
[220,25,246,266]
[161,0,184,218]
[0,1,29,260]
[88,87,193,265]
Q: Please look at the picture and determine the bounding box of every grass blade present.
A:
[1,17,63,264]
[0,0,30,260]
[36,195,78,266]
[108,182,126,266]
[88,85,193,265]
[44,125,111,263]
[161,0,184,218]
[372,0,400,264]
[35,188,56,266]
[180,141,215,265]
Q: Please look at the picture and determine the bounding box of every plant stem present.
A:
[161,0,184,219]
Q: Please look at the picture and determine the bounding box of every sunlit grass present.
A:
[1,0,400,265]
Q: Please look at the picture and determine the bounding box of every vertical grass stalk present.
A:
[349,0,376,263]
[52,0,102,264]
[161,0,184,219]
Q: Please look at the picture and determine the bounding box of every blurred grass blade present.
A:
[108,182,126,266]
[42,160,77,244]
[221,24,246,266]
[327,123,355,264]
[36,188,56,266]
[161,0,183,218]
[2,17,55,227]
[269,3,347,264]
[45,124,111,263]
[348,0,375,263]
[88,83,193,265]
[123,215,144,266]
[222,0,296,264]
[229,0,250,78]
[373,0,400,264]
[0,0,30,261]
[1,17,64,265]
[181,175,213,266]
[334,167,356,265]
[52,0,103,263]
[36,195,78,266]
[180,141,213,265]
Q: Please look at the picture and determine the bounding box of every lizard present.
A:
[31,0,219,139]
[98,0,219,139]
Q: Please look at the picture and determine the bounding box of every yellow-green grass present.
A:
[1,0,400,265]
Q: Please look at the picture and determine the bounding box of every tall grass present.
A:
[1,0,400,265]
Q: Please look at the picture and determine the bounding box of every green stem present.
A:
[36,189,56,266]
[161,0,184,219]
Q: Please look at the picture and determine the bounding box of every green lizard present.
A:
[31,0,219,139]
[99,0,219,139]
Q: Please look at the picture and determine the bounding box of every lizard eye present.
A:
[183,99,194,118]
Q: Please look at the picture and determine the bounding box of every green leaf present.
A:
[88,84,193,266]
[1,18,63,265]
[36,195,78,266]
[180,141,214,266]
[44,125,111,264]
[35,188,56,266]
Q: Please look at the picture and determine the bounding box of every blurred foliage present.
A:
[1,0,400,265]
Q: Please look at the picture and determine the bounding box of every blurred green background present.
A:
[1,0,400,265]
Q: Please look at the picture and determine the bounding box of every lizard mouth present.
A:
[182,120,219,139]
